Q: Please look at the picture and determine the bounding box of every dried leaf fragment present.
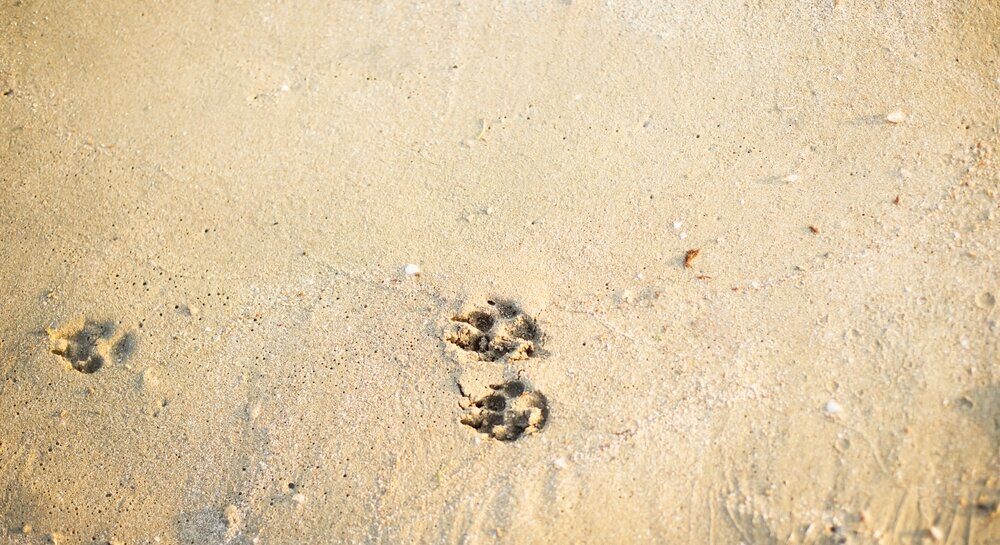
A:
[684,249,701,268]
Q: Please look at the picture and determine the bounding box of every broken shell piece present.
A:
[885,110,906,124]
[403,264,421,277]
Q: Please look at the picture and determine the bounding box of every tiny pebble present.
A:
[403,264,421,277]
[553,457,568,469]
[824,400,843,416]
[929,526,943,541]
[885,110,906,124]
[292,493,306,504]
[223,504,241,528]
[141,367,160,390]
[673,220,683,229]
[246,403,262,423]
[783,174,800,183]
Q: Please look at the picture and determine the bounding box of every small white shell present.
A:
[404,264,421,277]
[885,110,906,124]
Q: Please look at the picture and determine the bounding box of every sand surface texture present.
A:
[1,1,999,543]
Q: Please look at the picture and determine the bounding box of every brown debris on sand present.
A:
[684,249,701,268]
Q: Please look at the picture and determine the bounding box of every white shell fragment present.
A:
[403,264,421,277]
[885,109,906,124]
[824,400,843,416]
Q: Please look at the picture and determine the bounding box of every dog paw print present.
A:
[47,318,135,373]
[444,300,540,362]
[460,380,548,441]
[445,299,550,441]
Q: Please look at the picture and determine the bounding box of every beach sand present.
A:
[1,1,998,543]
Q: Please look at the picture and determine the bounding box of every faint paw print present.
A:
[47,318,135,373]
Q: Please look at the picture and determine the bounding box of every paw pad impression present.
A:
[445,300,540,362]
[445,300,550,441]
[460,380,549,441]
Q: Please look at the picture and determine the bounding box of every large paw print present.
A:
[460,380,548,441]
[444,300,540,362]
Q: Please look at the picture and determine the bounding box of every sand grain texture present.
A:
[1,1,998,543]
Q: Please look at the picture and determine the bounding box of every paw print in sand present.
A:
[460,380,548,441]
[445,300,540,362]
[47,318,135,374]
